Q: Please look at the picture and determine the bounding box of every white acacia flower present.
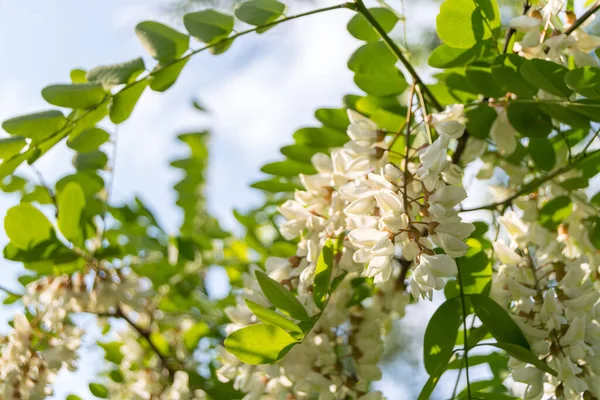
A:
[410,254,457,300]
[347,110,380,146]
[490,107,517,155]
[348,228,394,283]
[430,104,466,139]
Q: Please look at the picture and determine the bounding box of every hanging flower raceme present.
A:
[219,105,474,399]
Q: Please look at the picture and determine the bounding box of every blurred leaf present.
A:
[507,103,552,138]
[87,57,146,86]
[235,0,286,26]
[470,294,529,349]
[539,196,571,230]
[89,383,109,398]
[135,21,189,63]
[436,0,500,49]
[5,203,54,250]
[0,136,26,160]
[491,54,537,97]
[150,58,189,92]
[42,83,106,109]
[564,66,600,99]
[347,7,398,42]
[110,77,151,123]
[184,10,234,43]
[260,160,316,177]
[224,323,297,365]
[3,110,67,142]
[313,240,335,310]
[57,182,86,245]
[73,150,108,171]
[520,59,572,98]
[529,137,556,171]
[245,299,303,340]
[423,297,462,375]
[67,127,110,152]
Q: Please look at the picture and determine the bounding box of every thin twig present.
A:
[564,0,600,34]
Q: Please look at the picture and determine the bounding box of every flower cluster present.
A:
[492,201,600,399]
[219,105,475,398]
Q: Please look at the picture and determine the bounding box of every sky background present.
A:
[0,0,495,398]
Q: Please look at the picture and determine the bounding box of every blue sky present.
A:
[0,0,471,398]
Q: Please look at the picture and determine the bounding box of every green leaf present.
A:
[183,322,210,351]
[428,44,481,69]
[66,396,83,400]
[235,0,286,26]
[245,299,304,340]
[150,58,188,92]
[418,373,442,400]
[520,59,572,97]
[564,66,600,99]
[73,150,108,171]
[57,182,86,245]
[348,41,396,73]
[436,0,501,49]
[313,240,335,310]
[183,10,234,43]
[261,160,316,177]
[528,137,556,171]
[354,67,408,96]
[98,341,124,364]
[89,383,109,398]
[538,103,590,129]
[255,270,310,321]
[465,104,496,139]
[250,178,302,193]
[110,77,151,124]
[135,21,189,63]
[224,323,297,364]
[67,127,109,152]
[491,54,537,97]
[347,7,398,42]
[456,238,492,295]
[314,108,350,131]
[71,69,87,83]
[293,126,348,148]
[507,103,552,138]
[470,294,530,349]
[0,136,27,159]
[486,342,556,376]
[5,203,54,250]
[539,196,572,230]
[423,297,462,375]
[87,57,145,86]
[3,110,67,142]
[280,144,323,163]
[42,83,106,109]
[56,173,104,196]
[150,332,171,355]
[466,64,504,98]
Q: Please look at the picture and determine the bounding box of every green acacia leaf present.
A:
[520,59,572,98]
[538,103,590,129]
[183,10,234,43]
[67,396,83,400]
[0,136,27,160]
[3,110,67,142]
[465,103,496,140]
[135,21,189,63]
[57,182,86,245]
[314,108,350,131]
[424,297,462,375]
[89,383,109,398]
[293,126,348,148]
[564,66,600,99]
[255,270,310,321]
[150,58,189,92]
[110,77,151,124]
[235,0,286,26]
[71,69,87,83]
[491,54,537,97]
[313,240,335,309]
[98,341,124,365]
[280,144,323,163]
[428,44,481,69]
[354,67,408,96]
[183,322,210,351]
[250,178,302,193]
[539,196,572,230]
[347,7,398,42]
[260,160,317,177]
[418,371,443,400]
[224,323,297,364]
[87,57,145,86]
[456,238,492,295]
[348,41,396,73]
[436,0,500,49]
[466,64,504,98]
[529,137,556,171]
[470,294,530,349]
[56,173,104,196]
[245,299,304,340]
[73,150,108,171]
[485,342,556,376]
[42,83,106,109]
[67,127,110,153]
[5,203,54,250]
[507,103,552,138]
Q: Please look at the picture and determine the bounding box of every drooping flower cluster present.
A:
[492,201,600,399]
[219,105,475,398]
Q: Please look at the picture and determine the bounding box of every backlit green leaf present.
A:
[255,270,310,321]
[67,127,110,152]
[347,7,398,42]
[5,203,54,250]
[235,0,286,26]
[110,77,151,123]
[135,21,189,63]
[87,57,146,86]
[224,323,297,364]
[183,10,234,43]
[3,110,67,142]
[57,182,86,245]
[42,83,106,109]
[423,297,462,375]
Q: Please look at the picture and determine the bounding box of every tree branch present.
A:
[564,0,600,35]
[354,0,442,112]
[461,148,600,212]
